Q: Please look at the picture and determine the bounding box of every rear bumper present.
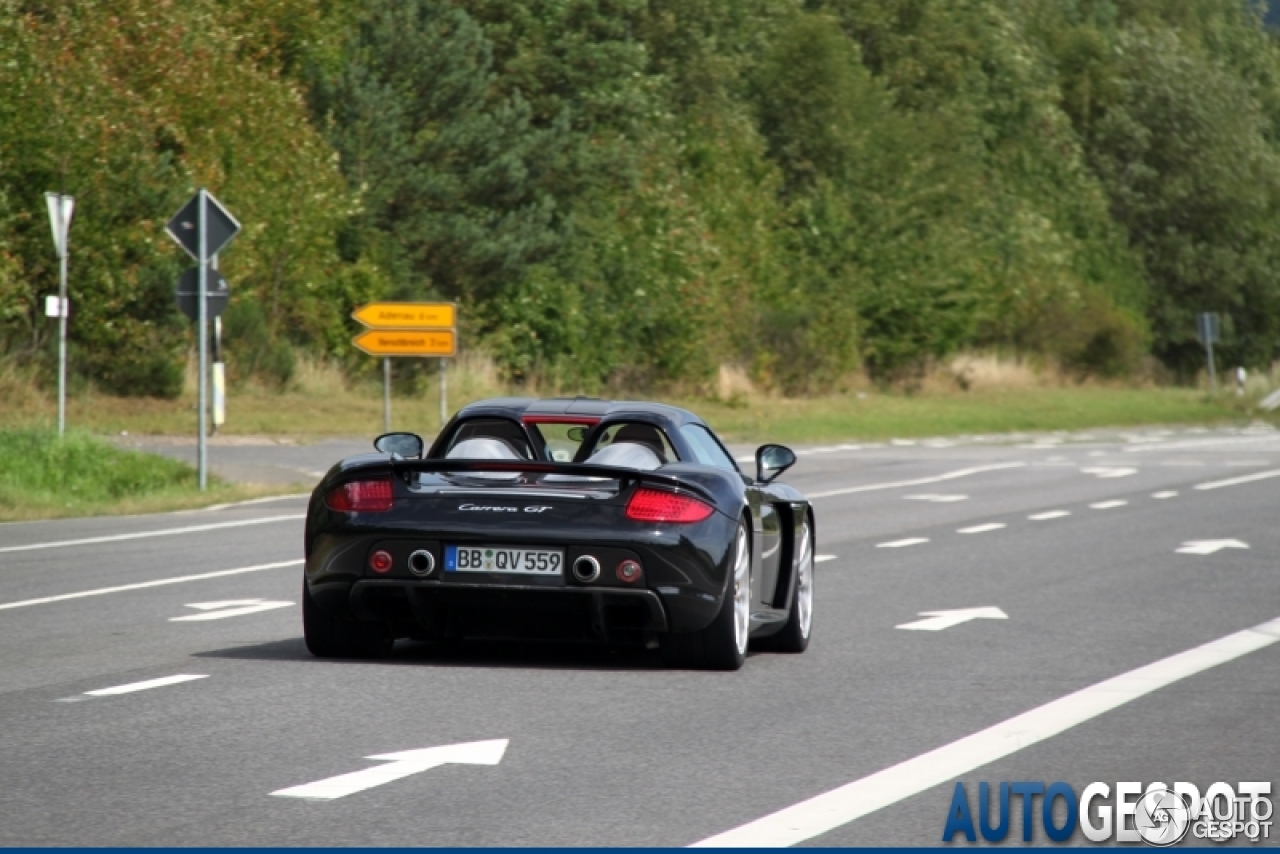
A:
[315,578,668,644]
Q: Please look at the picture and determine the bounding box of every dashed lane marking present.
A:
[957,523,1006,534]
[691,614,1280,847]
[0,514,306,554]
[814,555,837,563]
[876,538,929,549]
[1089,500,1127,509]
[170,599,294,621]
[903,494,967,503]
[1152,490,1178,499]
[82,674,208,697]
[1195,469,1280,491]
[807,463,1026,500]
[1028,510,1070,520]
[0,559,302,611]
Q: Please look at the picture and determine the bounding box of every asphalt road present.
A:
[3,425,1279,846]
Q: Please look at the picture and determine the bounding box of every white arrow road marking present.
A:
[271,739,508,801]
[814,555,837,563]
[1081,467,1137,479]
[0,515,305,554]
[0,560,302,612]
[170,599,293,621]
[1152,490,1178,499]
[1195,469,1280,491]
[1089,500,1127,509]
[1176,539,1249,555]
[807,463,1025,500]
[83,674,208,697]
[1028,510,1070,520]
[691,614,1280,847]
[876,538,929,549]
[903,494,967,503]
[957,523,1005,534]
[895,606,1008,631]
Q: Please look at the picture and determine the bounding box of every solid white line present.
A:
[876,538,928,549]
[170,601,293,621]
[84,674,208,697]
[1152,490,1178,499]
[1089,500,1127,509]
[0,514,306,554]
[1195,469,1280,491]
[1028,510,1070,520]
[0,559,302,611]
[201,493,309,512]
[957,523,1005,534]
[807,463,1025,500]
[691,614,1280,847]
[814,555,837,563]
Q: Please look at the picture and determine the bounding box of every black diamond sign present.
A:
[175,267,230,322]
[166,189,240,262]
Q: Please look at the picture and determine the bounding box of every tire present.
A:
[303,580,394,659]
[661,520,750,671]
[761,516,813,653]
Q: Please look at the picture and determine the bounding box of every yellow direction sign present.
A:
[352,329,456,357]
[352,302,455,330]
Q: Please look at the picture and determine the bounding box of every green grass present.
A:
[686,387,1252,444]
[0,430,278,522]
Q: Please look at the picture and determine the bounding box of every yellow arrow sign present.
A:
[352,302,456,330]
[352,329,457,357]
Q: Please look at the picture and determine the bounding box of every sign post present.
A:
[167,189,240,489]
[351,303,457,432]
[44,192,74,437]
[1197,312,1220,393]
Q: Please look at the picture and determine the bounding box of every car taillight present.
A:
[625,487,714,523]
[326,479,394,513]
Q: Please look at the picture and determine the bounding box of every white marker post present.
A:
[44,192,74,437]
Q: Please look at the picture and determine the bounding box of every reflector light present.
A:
[616,559,643,582]
[369,550,393,573]
[326,479,394,513]
[624,487,714,523]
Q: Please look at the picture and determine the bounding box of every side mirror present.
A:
[755,444,796,483]
[374,432,424,459]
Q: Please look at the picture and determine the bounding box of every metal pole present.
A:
[439,357,447,429]
[197,190,209,491]
[57,206,68,437]
[383,357,391,433]
[1206,340,1218,394]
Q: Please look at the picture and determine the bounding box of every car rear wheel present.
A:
[661,520,750,671]
[303,580,394,659]
[760,516,813,653]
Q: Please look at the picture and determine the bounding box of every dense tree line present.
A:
[1,0,1279,396]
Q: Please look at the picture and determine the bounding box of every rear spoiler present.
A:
[387,459,716,502]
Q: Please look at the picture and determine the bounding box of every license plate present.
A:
[444,545,563,575]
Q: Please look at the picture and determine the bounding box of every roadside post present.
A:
[44,192,74,437]
[1197,312,1220,393]
[351,303,457,433]
[167,189,241,490]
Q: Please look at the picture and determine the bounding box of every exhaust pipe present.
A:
[572,555,601,583]
[408,549,436,576]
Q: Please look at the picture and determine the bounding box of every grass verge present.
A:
[0,357,1265,445]
[0,430,285,522]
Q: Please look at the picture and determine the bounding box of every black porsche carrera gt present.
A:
[302,397,815,670]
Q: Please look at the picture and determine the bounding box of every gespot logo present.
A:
[943,780,1274,845]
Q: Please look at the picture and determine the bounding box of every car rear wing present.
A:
[388,459,716,502]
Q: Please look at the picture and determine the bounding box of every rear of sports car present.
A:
[303,459,740,654]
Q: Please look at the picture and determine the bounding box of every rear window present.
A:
[528,422,590,462]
